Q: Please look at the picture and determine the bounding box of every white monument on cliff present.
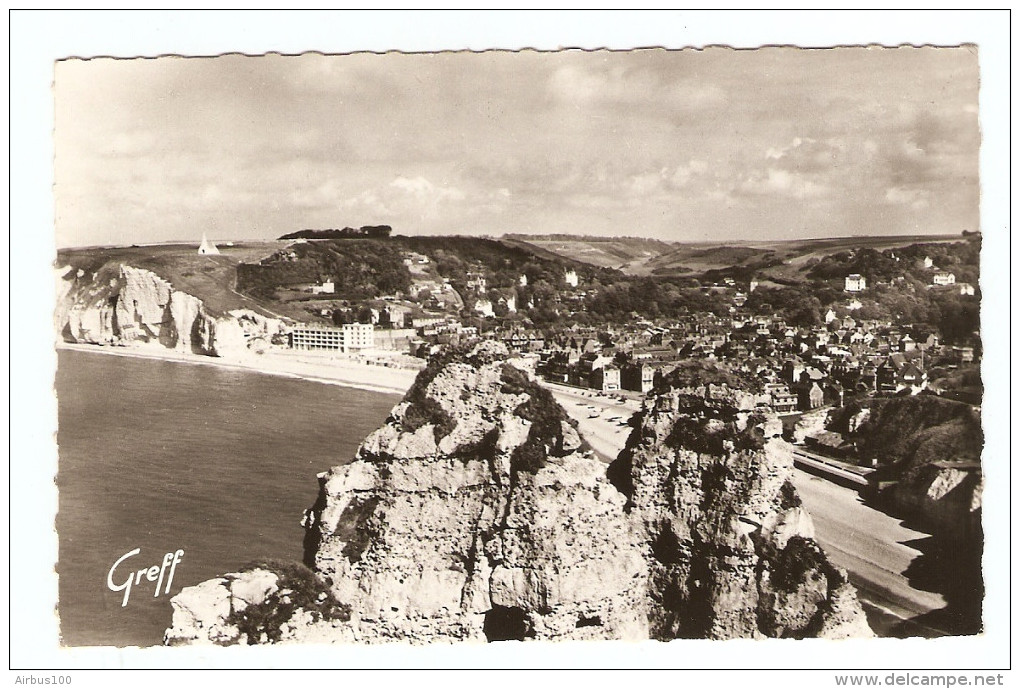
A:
[198,233,220,255]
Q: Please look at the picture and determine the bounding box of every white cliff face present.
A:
[608,381,873,640]
[53,266,76,333]
[164,566,357,646]
[893,464,983,545]
[225,309,284,356]
[210,317,250,358]
[165,347,873,646]
[166,342,650,645]
[57,262,277,358]
[305,341,648,642]
[114,265,174,344]
[67,299,118,345]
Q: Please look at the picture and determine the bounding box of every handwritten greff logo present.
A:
[106,548,184,607]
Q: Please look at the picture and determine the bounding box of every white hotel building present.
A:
[844,274,867,292]
[289,323,374,353]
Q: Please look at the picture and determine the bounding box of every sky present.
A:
[54,46,980,248]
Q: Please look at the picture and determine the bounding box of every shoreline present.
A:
[55,340,936,638]
[55,341,639,460]
[56,342,416,397]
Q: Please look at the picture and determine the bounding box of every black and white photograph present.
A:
[10,9,1012,680]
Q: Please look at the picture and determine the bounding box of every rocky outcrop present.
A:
[166,346,872,645]
[301,340,649,642]
[168,341,648,644]
[892,462,982,545]
[56,263,279,357]
[847,396,983,545]
[165,561,354,645]
[792,407,829,445]
[223,309,284,356]
[607,382,872,639]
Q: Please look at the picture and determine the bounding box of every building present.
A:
[621,361,655,393]
[519,274,528,287]
[824,382,845,407]
[466,272,487,293]
[198,233,220,255]
[957,283,976,296]
[769,387,799,414]
[474,299,494,318]
[383,304,413,328]
[877,355,928,392]
[411,316,446,330]
[799,382,825,410]
[310,280,335,295]
[372,328,416,352]
[844,274,866,292]
[401,251,430,266]
[782,360,806,386]
[933,271,956,286]
[289,323,374,353]
[923,256,934,269]
[564,270,579,288]
[952,346,975,364]
[590,364,621,392]
[897,362,927,390]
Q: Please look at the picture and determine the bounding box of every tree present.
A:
[356,305,375,324]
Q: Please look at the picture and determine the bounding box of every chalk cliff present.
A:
[165,346,872,645]
[607,376,872,639]
[55,263,279,357]
[167,341,648,644]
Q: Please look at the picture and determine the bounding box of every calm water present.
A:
[55,349,400,647]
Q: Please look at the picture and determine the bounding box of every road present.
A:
[545,382,642,461]
[542,381,952,637]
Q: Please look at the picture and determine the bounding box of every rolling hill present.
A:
[503,235,676,273]
[55,242,286,317]
[639,234,967,282]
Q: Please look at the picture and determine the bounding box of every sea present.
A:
[55,348,401,647]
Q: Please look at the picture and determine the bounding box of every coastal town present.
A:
[58,229,986,640]
[33,31,1002,670]
[246,235,981,424]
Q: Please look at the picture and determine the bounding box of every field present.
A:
[510,234,968,281]
[504,236,675,273]
[56,242,286,318]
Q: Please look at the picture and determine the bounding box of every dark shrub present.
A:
[226,559,351,644]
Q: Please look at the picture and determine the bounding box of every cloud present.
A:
[338,189,389,216]
[626,160,708,198]
[763,136,848,173]
[390,176,465,203]
[547,62,726,112]
[53,49,980,246]
[671,160,708,187]
[326,175,475,224]
[765,137,817,161]
[884,186,930,209]
[739,168,828,199]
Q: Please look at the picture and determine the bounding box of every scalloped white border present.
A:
[8,9,1012,680]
